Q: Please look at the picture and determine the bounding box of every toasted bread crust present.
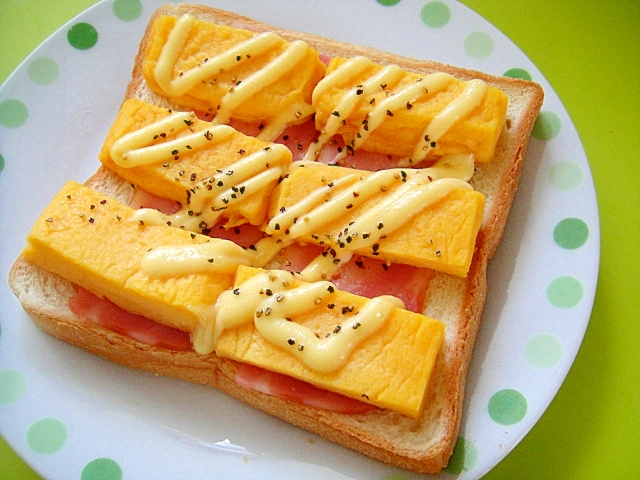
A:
[9,4,543,473]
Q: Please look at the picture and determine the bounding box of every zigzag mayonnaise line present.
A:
[143,13,326,140]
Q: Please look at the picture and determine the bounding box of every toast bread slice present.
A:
[9,4,544,473]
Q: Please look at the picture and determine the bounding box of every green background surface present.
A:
[1,0,639,478]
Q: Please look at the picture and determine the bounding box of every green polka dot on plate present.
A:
[420,2,451,28]
[547,275,583,309]
[376,0,402,6]
[113,0,143,21]
[82,458,123,480]
[0,368,26,403]
[488,389,527,425]
[0,153,5,173]
[532,111,561,140]
[526,334,563,368]
[26,418,67,454]
[549,161,583,190]
[504,67,532,81]
[67,22,99,50]
[444,436,478,474]
[464,31,494,58]
[0,99,28,128]
[554,217,589,249]
[28,57,59,85]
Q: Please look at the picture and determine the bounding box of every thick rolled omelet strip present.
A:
[267,161,484,277]
[98,98,292,228]
[141,14,326,138]
[312,56,508,164]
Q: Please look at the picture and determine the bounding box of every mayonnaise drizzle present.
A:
[154,14,316,141]
[308,56,490,164]
[114,110,291,231]
[192,269,402,371]
[141,240,251,277]
[111,112,236,168]
[266,155,474,252]
[406,78,488,165]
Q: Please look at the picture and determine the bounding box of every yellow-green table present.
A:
[1,1,638,478]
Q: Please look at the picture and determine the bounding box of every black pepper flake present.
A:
[190,233,196,239]
[327,303,335,309]
[362,393,369,400]
[287,338,295,346]
[377,222,384,230]
[435,250,442,257]
[346,203,353,209]
[233,288,241,295]
[207,258,214,263]
[298,344,304,351]
[406,102,413,110]
[352,322,361,329]
[333,325,342,334]
[100,199,107,205]
[386,109,394,117]
[331,110,340,117]
[327,285,335,294]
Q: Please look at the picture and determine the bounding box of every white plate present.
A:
[0,1,599,478]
